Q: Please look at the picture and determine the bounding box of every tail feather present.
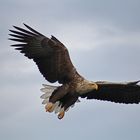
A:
[42,84,57,89]
[40,93,52,99]
[54,103,62,114]
[54,101,60,113]
[40,84,58,104]
[42,98,49,104]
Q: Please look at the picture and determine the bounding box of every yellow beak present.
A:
[93,83,98,90]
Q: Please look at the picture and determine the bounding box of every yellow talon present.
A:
[45,102,54,112]
[58,110,65,119]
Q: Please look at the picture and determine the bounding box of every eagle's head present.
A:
[89,81,98,90]
[76,80,98,95]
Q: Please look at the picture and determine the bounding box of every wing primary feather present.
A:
[23,23,44,36]
[9,29,32,37]
[11,44,27,47]
[127,80,140,85]
[15,47,23,50]
[13,25,37,36]
[8,38,26,42]
[9,34,25,39]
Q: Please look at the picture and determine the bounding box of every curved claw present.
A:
[58,108,65,119]
[94,83,98,90]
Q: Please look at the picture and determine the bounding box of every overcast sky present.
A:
[1,0,140,140]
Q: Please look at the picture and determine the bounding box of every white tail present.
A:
[40,84,57,104]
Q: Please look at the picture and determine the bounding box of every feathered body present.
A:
[9,24,140,119]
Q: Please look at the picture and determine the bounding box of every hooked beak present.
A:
[93,83,98,90]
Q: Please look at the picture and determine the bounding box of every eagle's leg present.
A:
[45,85,69,114]
[58,108,65,119]
[45,102,65,119]
[41,84,79,119]
[56,92,79,119]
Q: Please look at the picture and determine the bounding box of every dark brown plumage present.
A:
[9,24,140,119]
[81,81,140,104]
[9,24,78,84]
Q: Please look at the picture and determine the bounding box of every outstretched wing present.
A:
[80,81,140,104]
[9,24,77,84]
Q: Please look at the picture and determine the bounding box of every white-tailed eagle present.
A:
[9,24,140,119]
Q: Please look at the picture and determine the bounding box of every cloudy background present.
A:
[1,0,140,139]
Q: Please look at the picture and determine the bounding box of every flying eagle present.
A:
[9,24,140,119]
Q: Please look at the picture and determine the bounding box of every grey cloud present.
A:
[2,0,140,32]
